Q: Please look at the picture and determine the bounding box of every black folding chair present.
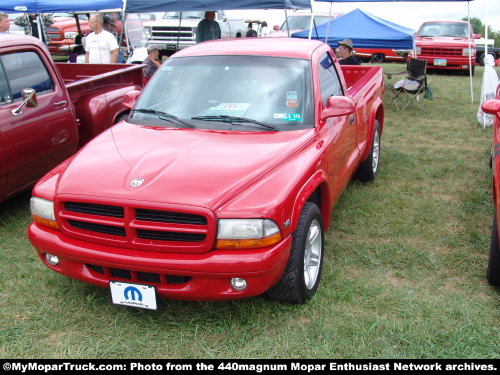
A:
[385,58,428,111]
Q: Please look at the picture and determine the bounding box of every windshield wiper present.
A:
[132,108,197,128]
[191,115,279,131]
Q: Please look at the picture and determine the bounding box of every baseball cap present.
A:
[338,39,354,50]
[147,44,159,53]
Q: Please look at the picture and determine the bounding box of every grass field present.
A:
[1,64,499,359]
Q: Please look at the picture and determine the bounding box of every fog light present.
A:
[45,254,59,266]
[230,278,248,291]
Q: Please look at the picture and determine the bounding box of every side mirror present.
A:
[481,99,500,116]
[11,88,37,116]
[123,90,141,109]
[273,25,280,31]
[321,96,356,121]
[474,33,482,39]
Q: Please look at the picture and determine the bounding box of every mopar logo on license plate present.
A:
[434,59,447,66]
[110,281,157,310]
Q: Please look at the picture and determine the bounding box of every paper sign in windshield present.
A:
[205,103,251,117]
[275,113,302,122]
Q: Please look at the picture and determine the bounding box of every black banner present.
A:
[1,359,499,374]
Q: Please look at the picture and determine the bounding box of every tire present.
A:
[266,202,324,304]
[356,121,381,182]
[487,214,500,286]
[371,53,384,63]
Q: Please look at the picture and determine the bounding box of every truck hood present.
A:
[56,122,314,210]
[416,37,471,48]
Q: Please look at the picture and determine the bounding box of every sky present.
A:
[228,0,500,33]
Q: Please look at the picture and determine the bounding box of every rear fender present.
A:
[361,99,384,161]
[290,170,331,233]
[76,84,141,145]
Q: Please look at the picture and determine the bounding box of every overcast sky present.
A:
[229,0,500,33]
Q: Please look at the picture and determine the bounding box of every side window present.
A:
[0,63,10,104]
[1,51,54,101]
[318,53,343,105]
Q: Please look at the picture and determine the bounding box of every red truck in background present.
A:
[415,20,477,75]
[28,38,385,308]
[0,34,144,203]
[482,84,500,287]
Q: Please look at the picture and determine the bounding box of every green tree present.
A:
[462,17,500,46]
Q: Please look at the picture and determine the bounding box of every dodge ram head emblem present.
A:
[130,178,145,187]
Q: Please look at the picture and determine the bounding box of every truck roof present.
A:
[173,37,325,60]
[0,33,46,49]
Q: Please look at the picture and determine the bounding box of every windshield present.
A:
[163,11,206,19]
[132,55,313,131]
[281,16,331,31]
[417,22,471,38]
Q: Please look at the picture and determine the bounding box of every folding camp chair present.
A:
[385,58,428,111]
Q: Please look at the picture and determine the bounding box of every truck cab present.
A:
[415,20,477,74]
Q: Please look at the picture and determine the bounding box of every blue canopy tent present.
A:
[292,8,414,50]
[124,0,311,13]
[0,0,123,13]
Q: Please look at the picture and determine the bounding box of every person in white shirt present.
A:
[0,13,10,33]
[85,13,119,64]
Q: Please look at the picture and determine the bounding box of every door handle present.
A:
[54,100,68,107]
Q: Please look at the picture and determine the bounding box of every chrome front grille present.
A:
[59,201,216,253]
[421,47,462,56]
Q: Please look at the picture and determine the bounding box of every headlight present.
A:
[30,197,59,230]
[64,32,78,39]
[192,27,197,40]
[144,27,151,38]
[462,48,474,56]
[415,47,422,54]
[216,219,281,249]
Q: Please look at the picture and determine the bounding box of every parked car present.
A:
[482,83,500,286]
[355,48,406,63]
[474,37,500,66]
[415,20,477,74]
[28,37,385,308]
[0,34,144,203]
[269,11,342,37]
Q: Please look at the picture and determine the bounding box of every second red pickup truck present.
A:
[28,38,385,307]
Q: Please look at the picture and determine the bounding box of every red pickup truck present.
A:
[28,38,385,307]
[0,34,143,203]
[482,84,500,286]
[416,20,477,75]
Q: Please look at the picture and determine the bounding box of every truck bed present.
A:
[341,65,384,102]
[55,63,145,105]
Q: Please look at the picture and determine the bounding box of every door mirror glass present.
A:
[22,88,37,107]
[321,96,355,121]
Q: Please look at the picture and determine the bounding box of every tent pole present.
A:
[324,2,333,44]
[468,0,473,102]
[176,12,182,50]
[285,8,290,37]
[307,7,315,39]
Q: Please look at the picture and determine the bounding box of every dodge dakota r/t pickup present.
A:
[28,38,385,307]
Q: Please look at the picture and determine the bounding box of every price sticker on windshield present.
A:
[205,103,251,117]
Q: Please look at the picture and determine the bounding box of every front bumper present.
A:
[418,55,474,70]
[29,223,292,301]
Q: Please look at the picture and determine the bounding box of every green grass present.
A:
[1,64,500,358]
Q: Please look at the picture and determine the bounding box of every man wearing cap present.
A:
[335,39,361,65]
[142,44,161,78]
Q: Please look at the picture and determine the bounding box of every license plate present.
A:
[434,59,447,66]
[110,281,157,310]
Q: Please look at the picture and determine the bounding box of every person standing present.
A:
[335,39,361,66]
[0,13,9,33]
[259,21,270,37]
[85,13,119,64]
[142,44,161,78]
[246,23,257,38]
[195,11,221,43]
